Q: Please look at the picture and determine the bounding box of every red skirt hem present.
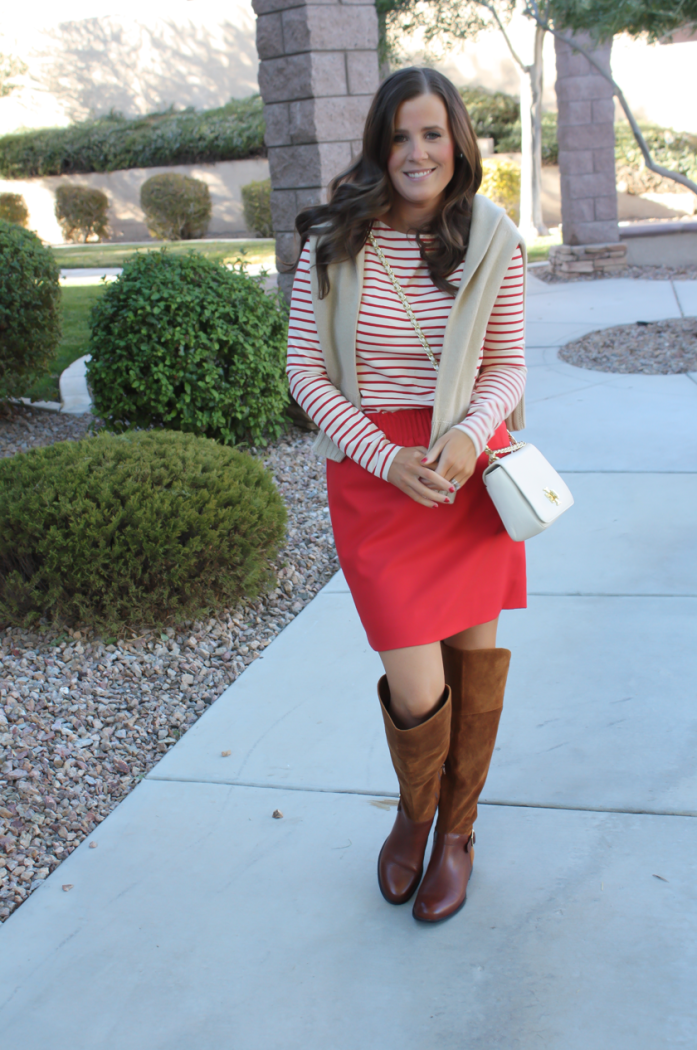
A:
[326,408,527,651]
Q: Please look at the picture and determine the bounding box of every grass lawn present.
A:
[51,238,276,270]
[526,229,562,263]
[25,285,106,403]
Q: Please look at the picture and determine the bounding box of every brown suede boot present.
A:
[377,676,451,905]
[412,647,510,923]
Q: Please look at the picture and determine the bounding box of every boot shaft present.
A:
[378,676,451,823]
[436,646,511,835]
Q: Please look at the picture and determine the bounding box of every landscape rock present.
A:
[0,423,339,920]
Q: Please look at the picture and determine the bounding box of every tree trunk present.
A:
[518,25,548,240]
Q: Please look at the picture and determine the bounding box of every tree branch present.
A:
[471,0,530,71]
[524,0,697,195]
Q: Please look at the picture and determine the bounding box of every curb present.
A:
[59,355,93,415]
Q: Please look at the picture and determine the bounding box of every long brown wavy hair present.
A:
[295,67,482,298]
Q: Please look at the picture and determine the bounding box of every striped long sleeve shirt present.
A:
[287,220,526,481]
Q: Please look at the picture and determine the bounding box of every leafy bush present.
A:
[480,159,520,222]
[55,184,109,242]
[86,251,290,446]
[140,173,211,241]
[0,220,61,400]
[0,192,28,226]
[0,430,287,629]
[241,178,273,238]
[495,112,559,165]
[0,96,266,179]
[615,122,697,194]
[460,87,519,143]
[459,87,558,164]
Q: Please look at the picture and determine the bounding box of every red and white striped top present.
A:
[287,220,526,480]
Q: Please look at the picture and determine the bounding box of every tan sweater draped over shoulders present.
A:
[308,194,527,462]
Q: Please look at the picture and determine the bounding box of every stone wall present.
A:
[253,0,380,297]
[554,32,619,246]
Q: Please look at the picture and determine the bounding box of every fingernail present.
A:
[444,498,450,504]
[421,458,428,463]
[449,486,455,492]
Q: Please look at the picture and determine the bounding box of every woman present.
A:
[286,67,527,923]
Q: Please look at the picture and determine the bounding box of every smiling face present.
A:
[386,92,456,227]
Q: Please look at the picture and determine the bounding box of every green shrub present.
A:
[0,192,28,226]
[0,220,61,400]
[494,112,559,165]
[0,430,287,629]
[615,121,697,193]
[242,178,273,238]
[0,96,266,179]
[55,184,109,242]
[460,87,519,144]
[480,159,520,222]
[140,173,211,241]
[86,251,290,446]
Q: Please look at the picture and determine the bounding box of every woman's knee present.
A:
[380,642,445,723]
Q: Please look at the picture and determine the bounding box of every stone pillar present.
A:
[550,31,626,275]
[252,0,380,300]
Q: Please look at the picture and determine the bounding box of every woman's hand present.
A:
[387,446,455,508]
[421,429,478,490]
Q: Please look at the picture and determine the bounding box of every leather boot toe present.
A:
[412,831,475,923]
[378,805,433,905]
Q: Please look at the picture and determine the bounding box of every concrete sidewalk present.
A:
[60,261,278,285]
[1,276,696,1049]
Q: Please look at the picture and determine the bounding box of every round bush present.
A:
[241,178,273,238]
[0,192,29,226]
[86,250,290,446]
[140,173,212,240]
[480,159,521,223]
[55,184,109,242]
[0,220,61,401]
[0,430,287,629]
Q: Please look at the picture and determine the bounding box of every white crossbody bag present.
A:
[368,231,574,542]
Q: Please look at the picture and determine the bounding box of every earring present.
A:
[458,152,464,159]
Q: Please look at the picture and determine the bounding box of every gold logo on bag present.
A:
[543,487,560,505]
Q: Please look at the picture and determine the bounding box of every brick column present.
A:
[252,0,380,300]
[550,31,626,275]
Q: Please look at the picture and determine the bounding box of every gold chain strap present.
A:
[484,434,527,463]
[368,229,526,462]
[367,231,439,373]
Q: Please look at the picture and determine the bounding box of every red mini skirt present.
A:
[326,408,526,651]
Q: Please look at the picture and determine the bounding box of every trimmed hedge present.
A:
[0,220,61,400]
[0,96,265,179]
[86,251,290,446]
[0,192,28,226]
[140,173,211,241]
[241,178,273,238]
[0,430,287,629]
[55,184,109,242]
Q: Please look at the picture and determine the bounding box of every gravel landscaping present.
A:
[534,262,697,283]
[0,409,338,921]
[0,402,95,458]
[559,317,697,374]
